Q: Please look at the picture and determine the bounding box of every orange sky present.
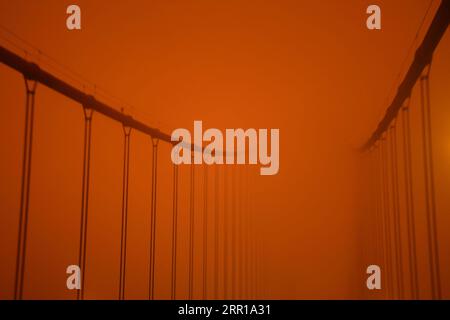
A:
[0,0,449,299]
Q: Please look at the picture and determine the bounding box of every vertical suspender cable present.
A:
[372,146,378,269]
[239,168,245,299]
[388,129,399,299]
[242,168,246,299]
[247,168,252,299]
[14,77,37,300]
[202,165,208,299]
[149,138,159,299]
[231,168,237,298]
[253,179,256,300]
[381,137,394,298]
[188,155,195,300]
[420,66,441,300]
[234,166,242,299]
[171,164,179,300]
[368,147,377,269]
[250,171,257,299]
[214,165,219,300]
[390,125,404,299]
[78,106,93,300]
[255,216,259,299]
[241,168,246,299]
[223,165,228,299]
[372,146,383,275]
[375,144,387,299]
[119,126,131,300]
[401,102,419,299]
[235,168,240,299]
[245,168,250,299]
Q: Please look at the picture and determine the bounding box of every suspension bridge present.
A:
[0,41,260,301]
[362,0,449,300]
[0,0,449,301]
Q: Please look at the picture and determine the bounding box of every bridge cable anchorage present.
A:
[119,125,132,300]
[14,76,37,300]
[188,154,195,300]
[390,123,405,299]
[380,136,394,299]
[171,163,179,300]
[401,100,420,300]
[202,165,208,299]
[213,165,220,300]
[419,64,442,300]
[78,106,94,300]
[149,137,159,300]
